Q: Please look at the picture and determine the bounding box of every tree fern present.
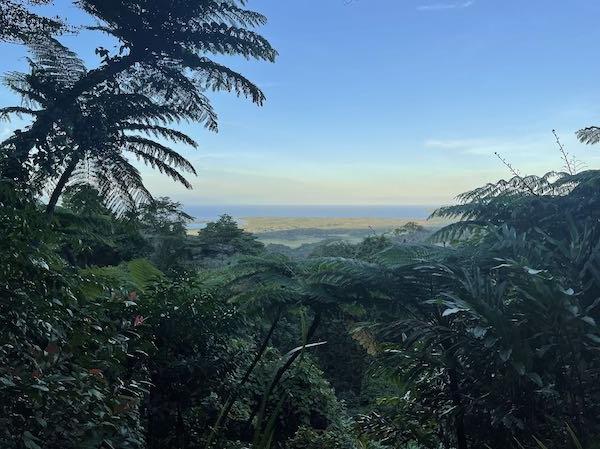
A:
[1,44,204,214]
[1,0,276,186]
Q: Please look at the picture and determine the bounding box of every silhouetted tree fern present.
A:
[429,169,600,242]
[0,0,276,194]
[1,41,203,214]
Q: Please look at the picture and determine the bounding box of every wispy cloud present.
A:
[417,1,474,11]
[424,136,545,156]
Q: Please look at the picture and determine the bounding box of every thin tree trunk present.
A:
[45,156,79,216]
[204,310,282,448]
[2,54,138,181]
[248,312,322,427]
[264,312,321,401]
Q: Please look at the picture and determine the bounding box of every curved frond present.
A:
[183,23,276,62]
[127,146,193,189]
[0,0,65,43]
[73,153,153,215]
[180,55,266,105]
[577,126,600,145]
[0,106,40,120]
[27,37,87,89]
[121,123,198,147]
[124,136,197,174]
[3,71,47,106]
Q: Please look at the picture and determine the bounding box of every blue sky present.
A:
[2,0,600,206]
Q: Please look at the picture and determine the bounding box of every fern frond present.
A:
[371,244,453,267]
[121,124,198,146]
[27,37,86,89]
[0,106,39,120]
[193,1,269,28]
[124,136,197,174]
[86,153,153,215]
[186,55,267,105]
[577,126,600,145]
[126,146,193,189]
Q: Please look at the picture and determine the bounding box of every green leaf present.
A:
[0,376,16,387]
[581,316,596,326]
[442,308,461,317]
[533,436,550,449]
[566,423,584,449]
[23,432,42,449]
[586,333,600,344]
[528,372,543,387]
[284,341,327,358]
[499,348,512,362]
[101,440,116,449]
[512,361,526,375]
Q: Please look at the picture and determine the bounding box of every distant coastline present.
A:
[184,205,451,249]
[229,216,449,234]
[184,204,441,224]
[185,206,453,249]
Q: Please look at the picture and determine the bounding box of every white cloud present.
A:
[417,1,475,11]
[424,137,545,156]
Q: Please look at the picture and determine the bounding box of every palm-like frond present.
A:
[4,71,49,106]
[577,125,600,145]
[27,38,87,89]
[0,106,40,120]
[189,55,267,105]
[78,0,276,62]
[430,169,600,243]
[121,124,197,146]
[0,0,65,43]
[1,0,275,191]
[1,43,203,214]
[194,1,269,27]
[119,64,221,130]
[123,136,197,173]
[77,0,275,106]
[126,147,193,189]
[83,153,153,214]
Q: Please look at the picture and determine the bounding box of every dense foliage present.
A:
[2,1,600,449]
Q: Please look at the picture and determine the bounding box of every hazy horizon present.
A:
[182,204,438,221]
[2,0,600,205]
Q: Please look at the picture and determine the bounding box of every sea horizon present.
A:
[183,204,440,222]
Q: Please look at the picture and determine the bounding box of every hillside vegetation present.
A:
[1,1,600,449]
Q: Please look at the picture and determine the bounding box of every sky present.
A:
[2,0,600,206]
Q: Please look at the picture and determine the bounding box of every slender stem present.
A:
[249,312,322,432]
[204,310,282,448]
[265,312,321,403]
[45,155,80,217]
[494,151,538,196]
[553,129,576,175]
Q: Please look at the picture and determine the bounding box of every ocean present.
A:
[183,204,438,222]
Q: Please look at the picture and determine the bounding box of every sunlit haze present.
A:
[2,0,600,206]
